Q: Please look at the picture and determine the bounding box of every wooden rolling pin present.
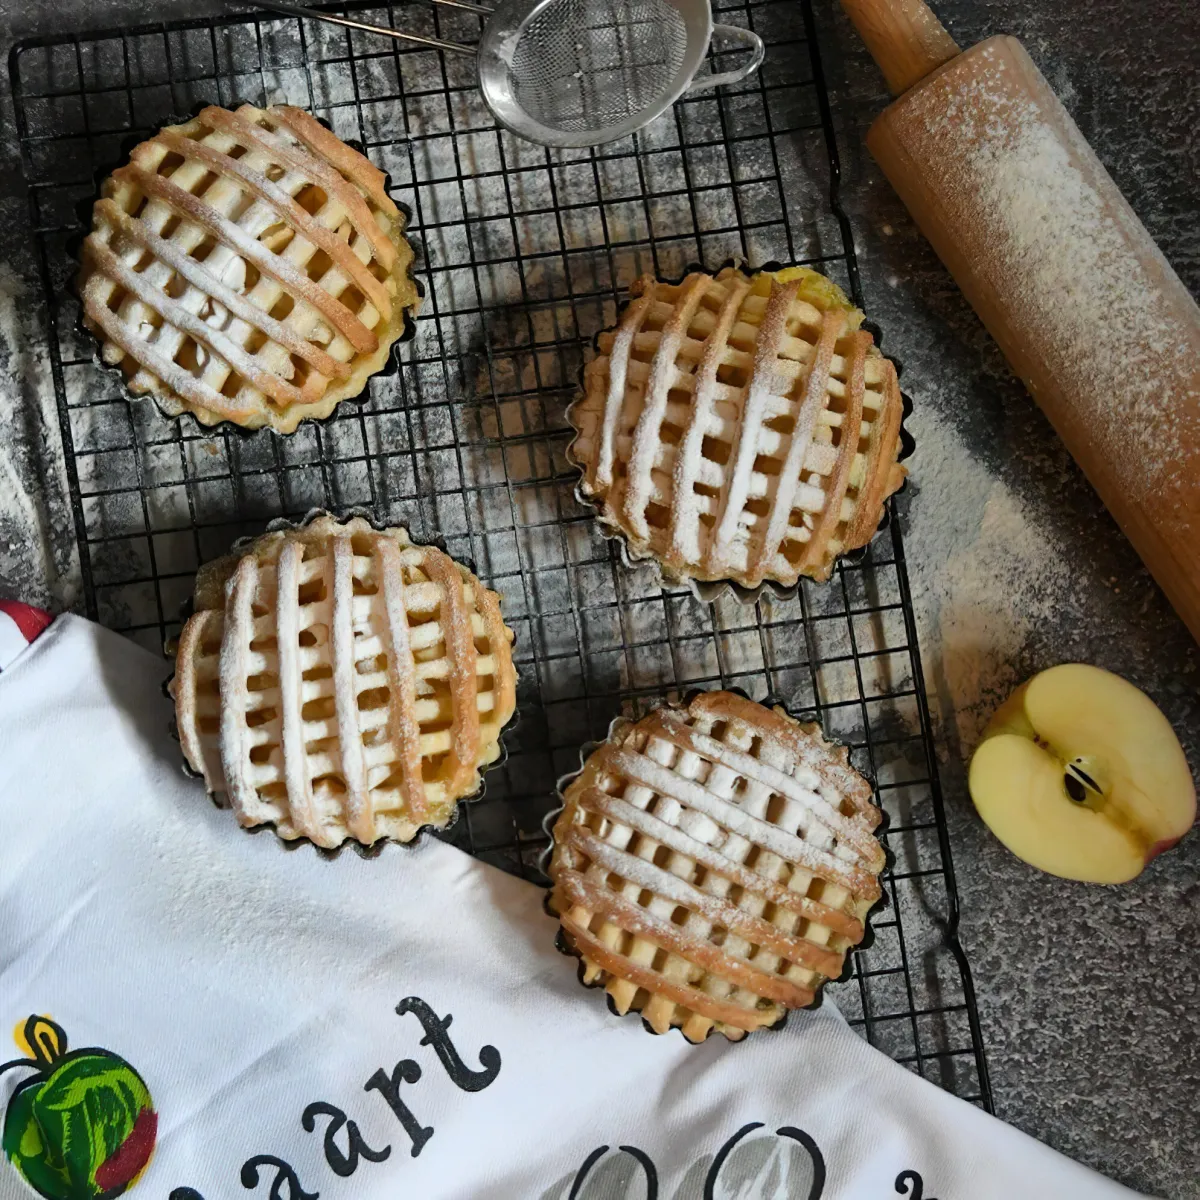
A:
[841,0,1200,642]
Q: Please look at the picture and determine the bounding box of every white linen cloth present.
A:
[0,616,1144,1200]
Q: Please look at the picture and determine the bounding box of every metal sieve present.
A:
[246,0,765,148]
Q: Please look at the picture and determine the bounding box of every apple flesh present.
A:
[968,664,1196,883]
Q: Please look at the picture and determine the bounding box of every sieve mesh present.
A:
[508,0,690,133]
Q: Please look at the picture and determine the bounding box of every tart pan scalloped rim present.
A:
[537,686,893,1043]
[68,104,425,439]
[162,506,521,859]
[563,259,914,607]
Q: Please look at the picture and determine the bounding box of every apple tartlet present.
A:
[171,515,517,848]
[546,691,886,1042]
[78,104,419,432]
[568,266,906,591]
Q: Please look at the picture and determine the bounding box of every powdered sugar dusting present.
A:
[909,40,1200,520]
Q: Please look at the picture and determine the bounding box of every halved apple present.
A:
[968,664,1196,883]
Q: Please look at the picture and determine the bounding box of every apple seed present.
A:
[1064,760,1105,804]
[1063,773,1088,803]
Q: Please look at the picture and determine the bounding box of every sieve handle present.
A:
[685,24,766,92]
[241,0,481,56]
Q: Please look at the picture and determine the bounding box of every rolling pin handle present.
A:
[840,0,960,95]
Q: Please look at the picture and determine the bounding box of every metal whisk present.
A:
[244,0,765,148]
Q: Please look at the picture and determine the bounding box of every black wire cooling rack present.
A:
[11,0,993,1108]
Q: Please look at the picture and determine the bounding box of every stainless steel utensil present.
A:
[244,0,765,148]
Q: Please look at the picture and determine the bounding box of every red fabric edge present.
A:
[0,600,54,643]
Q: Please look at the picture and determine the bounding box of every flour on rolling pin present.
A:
[845,0,1200,634]
[907,43,1198,510]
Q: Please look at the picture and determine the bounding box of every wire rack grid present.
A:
[11,0,992,1108]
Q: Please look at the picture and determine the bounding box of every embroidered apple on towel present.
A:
[1,1016,157,1199]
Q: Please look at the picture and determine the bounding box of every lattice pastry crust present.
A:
[547,691,885,1041]
[78,104,419,432]
[172,515,517,847]
[569,266,906,589]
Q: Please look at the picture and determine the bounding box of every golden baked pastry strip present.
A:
[570,267,906,588]
[80,104,418,432]
[549,692,885,1042]
[174,517,516,847]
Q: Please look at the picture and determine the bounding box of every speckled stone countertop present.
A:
[0,0,1195,1196]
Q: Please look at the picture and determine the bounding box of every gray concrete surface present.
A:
[0,0,1195,1196]
[823,4,1199,1197]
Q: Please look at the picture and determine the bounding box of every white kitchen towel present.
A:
[0,615,1143,1200]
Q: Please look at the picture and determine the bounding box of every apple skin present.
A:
[968,664,1196,884]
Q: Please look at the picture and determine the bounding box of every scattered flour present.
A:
[0,261,79,609]
[904,403,1077,755]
